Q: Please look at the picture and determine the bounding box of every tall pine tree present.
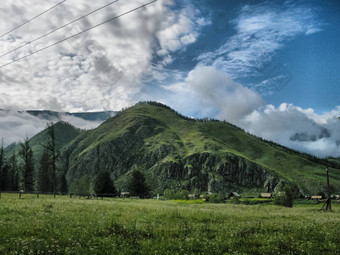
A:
[38,149,52,192]
[8,152,19,191]
[94,171,116,197]
[19,138,34,191]
[0,141,4,191]
[127,170,149,198]
[44,123,59,196]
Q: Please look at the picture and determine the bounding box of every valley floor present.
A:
[0,194,339,254]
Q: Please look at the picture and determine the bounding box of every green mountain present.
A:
[59,102,340,196]
[5,121,82,170]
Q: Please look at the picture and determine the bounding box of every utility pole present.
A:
[321,167,332,211]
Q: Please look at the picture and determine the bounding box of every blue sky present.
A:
[0,0,340,157]
[155,0,340,114]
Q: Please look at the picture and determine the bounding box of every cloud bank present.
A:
[238,104,340,158]
[0,110,104,146]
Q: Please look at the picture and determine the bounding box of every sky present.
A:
[0,0,340,157]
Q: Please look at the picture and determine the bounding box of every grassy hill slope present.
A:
[60,102,340,195]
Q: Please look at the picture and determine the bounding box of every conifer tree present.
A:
[8,152,19,191]
[38,149,52,192]
[0,141,4,191]
[94,171,116,196]
[127,170,149,198]
[19,138,34,191]
[42,123,59,196]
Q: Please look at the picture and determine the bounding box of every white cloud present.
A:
[163,66,264,122]
[156,2,209,62]
[239,104,340,158]
[0,0,208,112]
[0,110,106,146]
[197,1,321,95]
[0,110,48,146]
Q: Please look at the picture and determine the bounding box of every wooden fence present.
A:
[0,191,117,199]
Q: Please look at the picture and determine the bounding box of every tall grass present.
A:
[0,193,339,254]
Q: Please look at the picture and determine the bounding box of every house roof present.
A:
[229,192,240,197]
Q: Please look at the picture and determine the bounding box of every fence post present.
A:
[19,191,22,199]
[37,193,39,198]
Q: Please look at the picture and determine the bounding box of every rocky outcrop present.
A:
[62,133,284,193]
[148,152,281,193]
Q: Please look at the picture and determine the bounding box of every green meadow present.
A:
[0,194,339,254]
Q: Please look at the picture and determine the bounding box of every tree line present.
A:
[0,123,67,194]
[0,121,150,198]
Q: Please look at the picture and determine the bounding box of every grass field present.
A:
[0,194,339,254]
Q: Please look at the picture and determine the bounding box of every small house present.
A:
[261,193,272,198]
[199,194,208,202]
[311,195,322,200]
[120,192,130,198]
[228,192,240,199]
[188,194,196,200]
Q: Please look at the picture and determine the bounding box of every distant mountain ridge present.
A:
[25,110,117,122]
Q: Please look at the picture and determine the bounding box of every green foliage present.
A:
[174,190,190,200]
[59,173,68,194]
[38,150,52,192]
[164,189,175,200]
[4,121,81,172]
[209,192,225,203]
[127,170,149,198]
[94,171,116,196]
[19,138,34,191]
[274,185,294,208]
[7,153,19,191]
[70,175,92,194]
[0,142,4,190]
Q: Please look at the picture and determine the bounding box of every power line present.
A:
[0,0,120,59]
[0,0,67,39]
[0,0,158,70]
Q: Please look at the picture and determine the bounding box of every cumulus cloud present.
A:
[155,1,210,64]
[163,66,264,122]
[198,1,321,95]
[0,0,208,112]
[161,65,340,158]
[238,104,340,158]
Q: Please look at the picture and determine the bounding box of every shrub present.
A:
[274,185,293,207]
[174,190,190,200]
[209,192,225,203]
[164,189,175,200]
